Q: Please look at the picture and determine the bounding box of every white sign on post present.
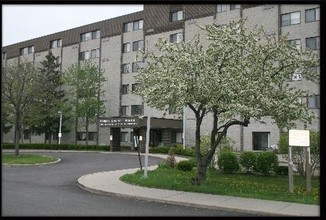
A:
[289,129,310,147]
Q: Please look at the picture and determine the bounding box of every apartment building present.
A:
[2,4,320,151]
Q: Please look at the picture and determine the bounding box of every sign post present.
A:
[288,129,310,193]
[144,115,151,178]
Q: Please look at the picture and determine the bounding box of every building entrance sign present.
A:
[288,129,311,193]
[98,117,139,128]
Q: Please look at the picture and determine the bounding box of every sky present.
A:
[2,4,144,46]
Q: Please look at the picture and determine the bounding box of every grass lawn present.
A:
[2,153,59,165]
[120,166,319,205]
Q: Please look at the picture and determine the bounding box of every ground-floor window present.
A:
[77,132,96,141]
[23,130,31,140]
[171,130,183,144]
[252,132,270,151]
[121,132,128,142]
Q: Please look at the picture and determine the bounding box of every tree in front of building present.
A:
[24,51,68,143]
[2,61,43,156]
[63,61,106,145]
[135,19,319,185]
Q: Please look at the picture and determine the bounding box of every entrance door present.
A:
[150,129,162,146]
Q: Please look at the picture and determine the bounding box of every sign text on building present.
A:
[98,117,139,127]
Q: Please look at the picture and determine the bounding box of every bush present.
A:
[217,150,239,173]
[278,132,289,154]
[239,151,257,173]
[149,146,170,154]
[176,160,195,172]
[255,151,278,175]
[164,149,176,168]
[149,145,195,157]
[274,165,288,176]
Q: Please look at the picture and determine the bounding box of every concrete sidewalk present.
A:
[77,153,320,217]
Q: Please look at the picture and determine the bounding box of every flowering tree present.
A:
[2,62,42,156]
[135,19,319,184]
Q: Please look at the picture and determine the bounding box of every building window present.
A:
[132,40,144,51]
[288,39,301,50]
[308,66,318,75]
[281,11,300,26]
[170,33,183,43]
[77,132,96,141]
[121,84,129,94]
[81,32,92,42]
[305,8,320,22]
[253,132,270,151]
[24,130,31,140]
[121,63,131,73]
[28,46,34,54]
[50,39,62,49]
[81,30,100,42]
[123,43,131,53]
[123,22,133,32]
[171,10,183,22]
[20,47,28,55]
[130,131,134,143]
[132,62,143,72]
[133,20,144,31]
[92,30,100,39]
[20,46,34,55]
[171,130,183,143]
[230,4,240,10]
[217,4,227,13]
[80,51,90,60]
[131,105,143,115]
[91,48,100,59]
[121,132,128,142]
[120,106,128,116]
[307,95,320,109]
[306,36,320,50]
[132,83,140,92]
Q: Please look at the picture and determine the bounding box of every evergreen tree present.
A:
[25,51,68,143]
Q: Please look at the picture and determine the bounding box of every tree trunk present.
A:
[44,133,47,144]
[191,106,206,185]
[86,113,89,146]
[49,133,52,144]
[192,161,208,185]
[14,111,20,156]
[75,116,78,146]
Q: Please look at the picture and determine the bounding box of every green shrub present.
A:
[149,146,170,154]
[158,161,172,169]
[176,160,195,172]
[278,132,289,154]
[217,151,239,173]
[239,151,257,173]
[255,151,278,175]
[274,165,288,176]
[164,149,176,168]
